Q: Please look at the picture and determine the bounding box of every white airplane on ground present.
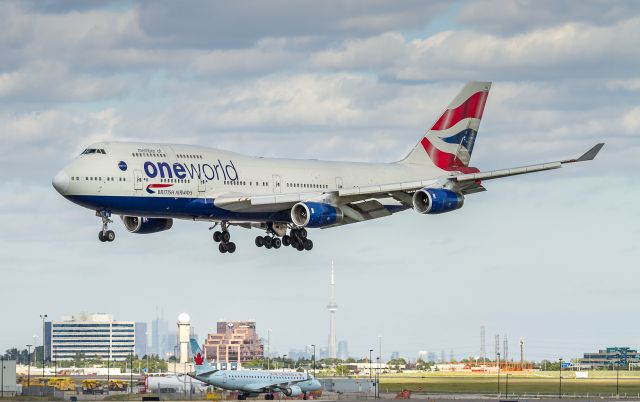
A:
[188,339,321,400]
[52,81,603,253]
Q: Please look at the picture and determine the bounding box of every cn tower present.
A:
[328,261,337,359]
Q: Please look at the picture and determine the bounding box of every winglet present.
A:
[562,143,605,164]
[576,143,605,162]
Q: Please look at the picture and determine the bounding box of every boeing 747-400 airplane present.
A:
[188,339,321,400]
[52,81,603,253]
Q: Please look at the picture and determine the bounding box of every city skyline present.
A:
[1,1,639,362]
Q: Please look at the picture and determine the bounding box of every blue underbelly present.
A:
[66,194,291,222]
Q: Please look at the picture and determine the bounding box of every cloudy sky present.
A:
[1,0,639,362]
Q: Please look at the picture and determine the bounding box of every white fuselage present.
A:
[53,141,444,222]
[192,369,321,394]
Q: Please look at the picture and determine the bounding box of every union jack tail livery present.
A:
[401,81,491,173]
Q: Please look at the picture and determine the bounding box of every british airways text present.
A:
[144,159,239,181]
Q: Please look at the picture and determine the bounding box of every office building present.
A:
[135,322,148,357]
[579,347,640,368]
[203,321,264,363]
[46,313,135,361]
[337,341,349,360]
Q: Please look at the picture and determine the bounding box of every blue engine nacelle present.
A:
[412,188,464,214]
[121,216,173,234]
[291,202,343,228]
[282,386,302,397]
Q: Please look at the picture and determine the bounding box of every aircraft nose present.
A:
[52,170,70,194]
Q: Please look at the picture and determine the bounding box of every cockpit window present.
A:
[81,148,106,155]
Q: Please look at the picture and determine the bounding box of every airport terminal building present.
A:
[578,347,640,368]
[45,313,135,361]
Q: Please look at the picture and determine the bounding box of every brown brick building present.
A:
[203,321,264,363]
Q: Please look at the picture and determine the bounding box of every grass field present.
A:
[376,371,640,396]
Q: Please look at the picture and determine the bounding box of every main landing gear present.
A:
[256,227,313,251]
[212,221,236,253]
[286,227,313,251]
[96,210,115,242]
[264,394,275,400]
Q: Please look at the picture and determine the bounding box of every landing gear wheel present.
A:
[264,236,273,248]
[303,394,308,400]
[213,231,222,242]
[98,231,106,242]
[303,239,313,251]
[296,242,304,251]
[272,237,282,249]
[218,243,228,253]
[255,236,264,247]
[299,228,307,239]
[227,242,236,253]
[282,235,291,246]
[106,230,115,242]
[221,230,231,243]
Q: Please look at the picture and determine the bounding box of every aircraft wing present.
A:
[337,143,604,198]
[211,143,602,221]
[452,143,604,183]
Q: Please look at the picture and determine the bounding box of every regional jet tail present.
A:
[188,338,321,400]
[52,81,604,254]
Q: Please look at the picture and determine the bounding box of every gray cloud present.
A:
[456,0,639,34]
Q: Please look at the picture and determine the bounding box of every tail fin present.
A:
[400,81,491,171]
[190,338,211,373]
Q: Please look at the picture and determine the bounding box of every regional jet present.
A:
[187,339,321,400]
[52,81,604,253]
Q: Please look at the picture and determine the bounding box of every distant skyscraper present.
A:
[338,341,349,360]
[391,351,400,360]
[152,310,168,357]
[327,261,338,359]
[135,322,148,357]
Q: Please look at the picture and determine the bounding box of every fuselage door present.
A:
[223,372,228,384]
[335,176,343,190]
[198,178,206,193]
[272,174,281,193]
[134,170,143,191]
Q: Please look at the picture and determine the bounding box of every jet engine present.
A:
[121,216,173,234]
[291,202,343,228]
[412,188,464,214]
[282,386,303,397]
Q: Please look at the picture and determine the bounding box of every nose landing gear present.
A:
[211,221,236,253]
[96,210,115,242]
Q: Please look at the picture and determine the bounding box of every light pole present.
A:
[617,360,620,397]
[311,345,316,378]
[40,314,47,379]
[559,358,563,399]
[26,344,33,394]
[107,354,110,394]
[130,351,134,395]
[375,357,380,399]
[505,373,509,397]
[369,349,373,380]
[497,352,501,398]
[2,355,5,398]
